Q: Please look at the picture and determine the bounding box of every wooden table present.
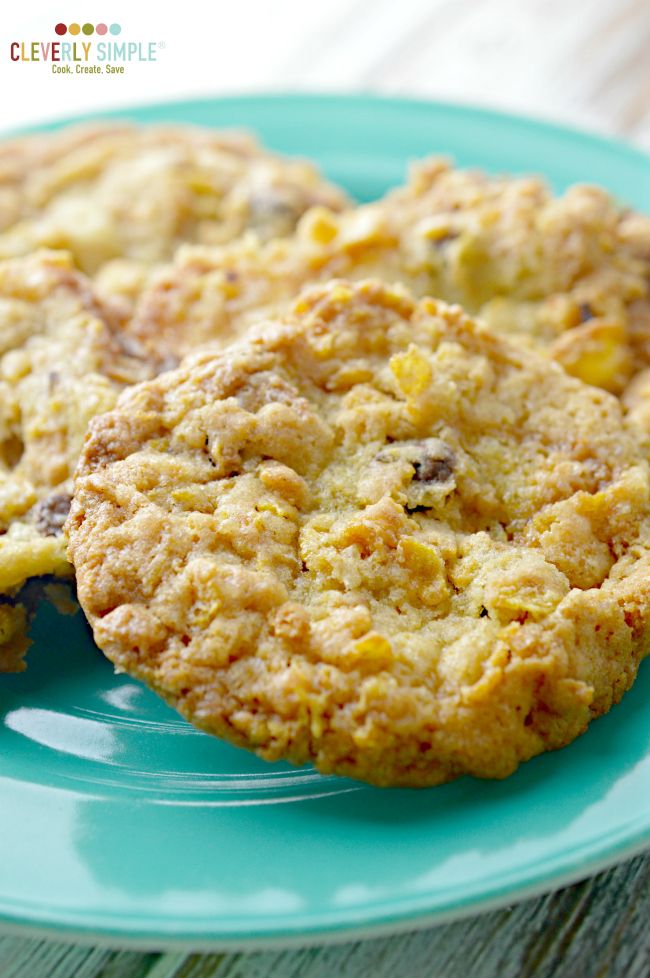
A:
[2,0,650,974]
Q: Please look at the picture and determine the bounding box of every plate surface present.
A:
[2,94,650,950]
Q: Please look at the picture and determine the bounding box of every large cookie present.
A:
[129,158,650,392]
[67,280,650,787]
[0,250,152,670]
[0,123,348,284]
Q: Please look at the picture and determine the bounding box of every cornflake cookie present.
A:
[68,280,650,788]
[129,158,650,393]
[0,250,151,671]
[0,123,348,290]
[623,369,650,439]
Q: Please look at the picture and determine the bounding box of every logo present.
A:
[9,22,164,75]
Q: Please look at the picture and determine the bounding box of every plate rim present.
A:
[0,825,648,951]
[2,90,649,171]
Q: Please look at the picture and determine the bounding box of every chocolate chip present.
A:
[32,492,72,536]
[376,439,455,482]
[407,441,456,510]
[413,454,454,484]
[0,577,46,619]
[430,231,458,249]
[408,440,455,485]
[248,193,300,236]
[375,438,456,511]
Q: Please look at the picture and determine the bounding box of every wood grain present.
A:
[277,0,650,149]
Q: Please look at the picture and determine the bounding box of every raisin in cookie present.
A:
[0,123,348,291]
[0,250,152,670]
[67,280,650,787]
[129,157,650,392]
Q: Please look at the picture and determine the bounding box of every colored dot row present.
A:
[55,23,121,36]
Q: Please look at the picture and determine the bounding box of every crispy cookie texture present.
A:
[129,157,650,393]
[0,122,349,281]
[0,250,152,670]
[68,280,650,787]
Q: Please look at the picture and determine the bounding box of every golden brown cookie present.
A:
[67,280,650,787]
[0,122,349,282]
[128,158,650,392]
[0,250,152,670]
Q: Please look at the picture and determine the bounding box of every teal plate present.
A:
[1,95,650,950]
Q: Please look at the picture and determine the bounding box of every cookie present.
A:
[623,368,650,437]
[67,280,650,787]
[129,158,650,392]
[0,250,152,670]
[0,123,349,281]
